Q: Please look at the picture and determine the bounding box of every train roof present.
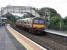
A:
[17,17,44,21]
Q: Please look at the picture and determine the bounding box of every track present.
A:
[11,25,67,50]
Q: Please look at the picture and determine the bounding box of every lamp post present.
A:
[45,9,50,27]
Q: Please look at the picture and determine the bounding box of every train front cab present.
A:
[32,17,46,34]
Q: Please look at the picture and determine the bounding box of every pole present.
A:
[60,19,62,31]
[45,9,50,26]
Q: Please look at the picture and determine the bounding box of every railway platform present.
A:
[45,29,67,37]
[0,26,26,50]
[0,24,47,50]
[7,24,47,50]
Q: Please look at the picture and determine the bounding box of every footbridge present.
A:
[1,5,40,17]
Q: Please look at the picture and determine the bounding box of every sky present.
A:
[0,0,67,18]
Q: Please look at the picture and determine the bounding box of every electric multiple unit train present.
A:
[16,17,46,34]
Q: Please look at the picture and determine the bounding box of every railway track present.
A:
[11,25,67,50]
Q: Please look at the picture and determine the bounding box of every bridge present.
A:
[1,5,40,17]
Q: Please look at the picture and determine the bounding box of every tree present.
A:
[4,13,17,23]
[62,17,67,30]
[38,7,57,17]
[49,14,62,30]
[63,17,67,25]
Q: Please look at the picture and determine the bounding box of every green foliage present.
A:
[4,13,17,23]
[50,16,60,26]
[38,7,57,17]
[48,15,62,30]
[62,17,67,30]
[63,17,67,25]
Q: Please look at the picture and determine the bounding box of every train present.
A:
[16,17,46,34]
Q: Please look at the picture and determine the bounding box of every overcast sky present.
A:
[0,0,67,18]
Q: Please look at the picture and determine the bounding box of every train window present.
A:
[34,20,45,24]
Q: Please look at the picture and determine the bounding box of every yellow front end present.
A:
[33,24,45,30]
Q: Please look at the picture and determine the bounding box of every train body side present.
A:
[16,17,46,33]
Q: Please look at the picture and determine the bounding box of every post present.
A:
[45,9,50,27]
[60,19,62,31]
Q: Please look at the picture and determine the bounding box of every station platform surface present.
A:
[45,29,67,37]
[0,26,26,50]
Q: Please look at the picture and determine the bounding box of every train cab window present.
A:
[34,20,45,24]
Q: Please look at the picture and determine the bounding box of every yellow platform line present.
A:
[6,24,47,50]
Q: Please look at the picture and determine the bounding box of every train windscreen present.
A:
[34,20,45,24]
